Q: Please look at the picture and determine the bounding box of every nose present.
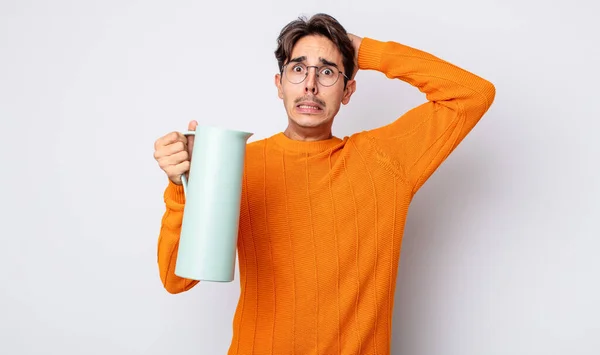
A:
[304,67,319,95]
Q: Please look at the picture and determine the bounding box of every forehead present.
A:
[290,35,343,65]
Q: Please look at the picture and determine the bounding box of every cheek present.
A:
[280,90,296,110]
[282,85,302,104]
[327,89,345,107]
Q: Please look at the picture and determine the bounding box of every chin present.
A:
[290,114,329,128]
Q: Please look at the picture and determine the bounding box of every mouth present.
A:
[296,101,324,114]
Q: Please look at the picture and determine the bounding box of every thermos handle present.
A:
[180,130,196,196]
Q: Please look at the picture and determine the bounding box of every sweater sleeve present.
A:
[156,180,199,293]
[358,38,496,194]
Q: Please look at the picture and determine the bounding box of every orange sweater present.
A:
[157,37,495,354]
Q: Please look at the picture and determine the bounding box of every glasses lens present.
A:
[317,66,338,86]
[283,63,341,86]
[285,63,307,84]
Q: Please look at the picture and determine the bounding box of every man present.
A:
[153,13,495,355]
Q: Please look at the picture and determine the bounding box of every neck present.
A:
[283,123,333,142]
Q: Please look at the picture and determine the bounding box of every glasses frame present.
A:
[281,62,350,87]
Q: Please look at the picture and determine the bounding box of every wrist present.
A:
[164,179,186,210]
[348,33,363,78]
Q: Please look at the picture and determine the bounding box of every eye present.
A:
[292,64,305,73]
[320,67,334,76]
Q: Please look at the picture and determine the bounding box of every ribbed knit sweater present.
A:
[157,37,496,354]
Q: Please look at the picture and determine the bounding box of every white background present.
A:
[1,0,599,354]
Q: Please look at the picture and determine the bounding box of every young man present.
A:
[153,13,495,355]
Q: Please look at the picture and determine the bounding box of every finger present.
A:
[155,131,186,150]
[153,140,187,160]
[188,120,198,131]
[165,160,191,180]
[157,150,189,169]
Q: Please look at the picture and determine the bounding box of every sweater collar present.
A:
[270,132,344,154]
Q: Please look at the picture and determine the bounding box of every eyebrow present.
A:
[289,56,339,68]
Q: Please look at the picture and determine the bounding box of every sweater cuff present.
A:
[164,180,186,210]
[357,37,386,72]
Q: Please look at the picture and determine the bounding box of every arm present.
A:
[157,181,199,293]
[355,37,496,194]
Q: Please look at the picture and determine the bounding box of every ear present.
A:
[274,73,283,99]
[341,79,356,105]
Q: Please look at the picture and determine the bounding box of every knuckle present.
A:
[164,164,172,172]
[155,147,167,160]
[180,150,189,160]
[157,157,168,168]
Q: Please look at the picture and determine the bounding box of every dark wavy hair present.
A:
[274,13,355,88]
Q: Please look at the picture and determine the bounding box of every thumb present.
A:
[186,120,197,157]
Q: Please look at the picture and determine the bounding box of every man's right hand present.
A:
[154,120,197,185]
[347,33,362,79]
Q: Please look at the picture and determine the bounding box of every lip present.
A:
[296,101,323,114]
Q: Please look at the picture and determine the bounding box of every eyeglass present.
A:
[282,62,349,87]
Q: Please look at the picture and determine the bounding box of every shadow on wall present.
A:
[390,136,497,354]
